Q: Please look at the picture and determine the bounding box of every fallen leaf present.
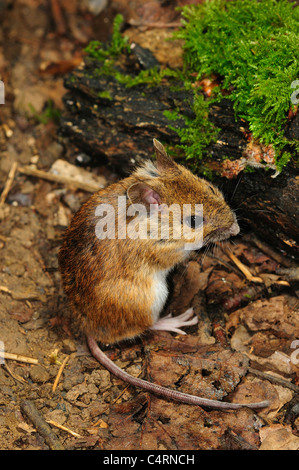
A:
[65,436,99,450]
[230,377,276,416]
[167,260,212,313]
[230,325,252,352]
[16,422,35,434]
[227,295,299,339]
[104,394,264,450]
[9,303,33,323]
[206,270,245,306]
[114,0,180,25]
[39,57,83,76]
[259,424,299,450]
[145,334,250,401]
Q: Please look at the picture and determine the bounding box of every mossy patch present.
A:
[175,0,299,172]
[84,2,299,174]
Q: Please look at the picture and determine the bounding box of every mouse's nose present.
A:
[229,222,240,236]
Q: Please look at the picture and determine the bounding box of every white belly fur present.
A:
[151,269,170,323]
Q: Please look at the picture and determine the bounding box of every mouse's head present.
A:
[126,139,239,251]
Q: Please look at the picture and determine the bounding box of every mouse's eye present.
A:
[185,215,204,229]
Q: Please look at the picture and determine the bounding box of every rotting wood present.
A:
[18,165,102,193]
[20,400,65,450]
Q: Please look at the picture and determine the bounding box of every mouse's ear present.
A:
[153,139,180,174]
[127,182,162,208]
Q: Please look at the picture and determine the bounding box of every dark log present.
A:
[216,162,299,260]
[60,60,192,173]
[59,46,298,259]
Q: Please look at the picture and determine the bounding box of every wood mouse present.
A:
[58,139,269,410]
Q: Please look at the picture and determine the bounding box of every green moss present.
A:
[114,66,167,87]
[84,3,299,172]
[97,90,113,101]
[163,93,218,162]
[29,99,61,124]
[84,14,130,61]
[174,0,299,169]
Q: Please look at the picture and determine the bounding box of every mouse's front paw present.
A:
[151,308,198,335]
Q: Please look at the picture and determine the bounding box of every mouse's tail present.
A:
[87,336,269,411]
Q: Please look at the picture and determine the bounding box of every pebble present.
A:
[29,364,50,383]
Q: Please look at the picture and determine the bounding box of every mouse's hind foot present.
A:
[151,308,198,335]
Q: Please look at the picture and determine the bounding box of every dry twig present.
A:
[0,351,38,365]
[244,233,295,268]
[4,362,27,384]
[50,0,67,35]
[46,419,82,438]
[221,244,264,283]
[0,161,18,205]
[52,353,75,393]
[20,400,65,450]
[0,285,12,295]
[221,243,290,287]
[18,165,101,193]
[249,367,299,394]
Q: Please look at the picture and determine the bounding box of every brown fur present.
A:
[59,140,238,344]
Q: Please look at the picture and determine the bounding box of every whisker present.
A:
[234,194,261,209]
[198,242,211,266]
[230,174,243,202]
[176,262,190,283]
[248,209,272,214]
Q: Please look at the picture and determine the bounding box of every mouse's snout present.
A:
[229,222,240,237]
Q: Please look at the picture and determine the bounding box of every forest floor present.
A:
[0,0,298,450]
